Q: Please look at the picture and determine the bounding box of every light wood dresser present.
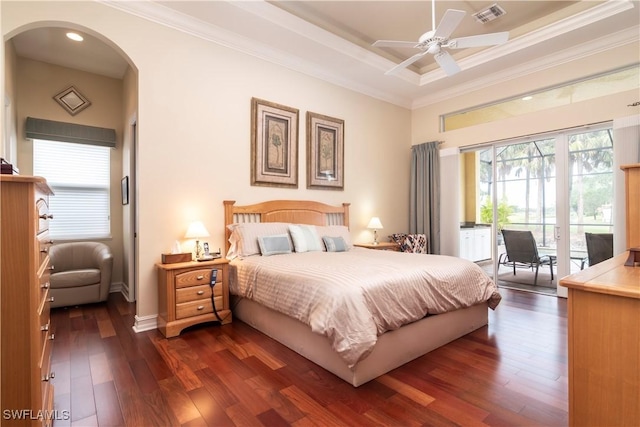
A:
[156,258,232,338]
[621,163,640,249]
[559,163,640,427]
[1,175,56,426]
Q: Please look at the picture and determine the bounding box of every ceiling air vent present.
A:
[472,3,507,24]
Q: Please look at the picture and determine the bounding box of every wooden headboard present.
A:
[223,200,350,254]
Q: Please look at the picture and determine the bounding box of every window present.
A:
[442,65,639,131]
[34,139,111,240]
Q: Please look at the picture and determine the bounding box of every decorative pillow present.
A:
[257,234,292,256]
[315,225,353,249]
[322,236,348,252]
[390,233,428,254]
[226,222,291,258]
[288,224,323,253]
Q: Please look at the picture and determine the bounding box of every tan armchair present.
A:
[49,242,113,308]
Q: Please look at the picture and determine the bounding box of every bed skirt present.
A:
[231,296,489,387]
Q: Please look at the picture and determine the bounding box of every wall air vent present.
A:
[472,3,507,24]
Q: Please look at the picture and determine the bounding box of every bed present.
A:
[223,199,501,387]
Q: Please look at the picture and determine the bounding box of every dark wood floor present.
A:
[50,289,568,426]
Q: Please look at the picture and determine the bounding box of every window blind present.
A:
[33,139,111,240]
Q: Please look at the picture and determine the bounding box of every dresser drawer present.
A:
[176,295,225,319]
[40,330,54,407]
[38,233,53,267]
[175,267,224,289]
[39,289,51,352]
[37,198,52,234]
[39,268,51,300]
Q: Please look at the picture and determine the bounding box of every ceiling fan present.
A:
[373,0,509,76]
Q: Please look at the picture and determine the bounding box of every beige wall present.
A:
[2,39,18,164]
[3,2,412,321]
[14,57,125,285]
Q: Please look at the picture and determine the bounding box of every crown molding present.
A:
[412,25,640,109]
[100,0,637,111]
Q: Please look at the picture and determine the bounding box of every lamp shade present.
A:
[185,221,210,239]
[367,217,383,230]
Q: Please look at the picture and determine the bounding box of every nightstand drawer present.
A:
[175,268,224,289]
[176,296,224,319]
[176,283,223,304]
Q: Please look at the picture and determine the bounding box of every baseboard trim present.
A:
[133,314,158,333]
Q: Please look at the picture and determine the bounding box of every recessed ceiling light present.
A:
[522,96,533,101]
[66,32,83,42]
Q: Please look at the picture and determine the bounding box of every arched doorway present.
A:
[4,23,139,306]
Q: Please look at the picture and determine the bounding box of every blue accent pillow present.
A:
[323,236,348,252]
[257,234,292,256]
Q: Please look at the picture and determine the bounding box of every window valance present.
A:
[25,117,116,148]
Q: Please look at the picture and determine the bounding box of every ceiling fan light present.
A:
[66,32,83,42]
[427,44,441,55]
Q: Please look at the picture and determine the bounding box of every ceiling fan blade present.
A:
[448,32,509,49]
[434,51,461,76]
[373,40,420,49]
[385,51,428,75]
[433,9,466,39]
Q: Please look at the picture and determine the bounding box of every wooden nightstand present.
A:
[156,258,232,338]
[354,242,400,251]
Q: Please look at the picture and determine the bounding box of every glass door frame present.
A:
[485,123,615,297]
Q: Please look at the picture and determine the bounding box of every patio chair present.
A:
[501,229,554,286]
[584,232,613,268]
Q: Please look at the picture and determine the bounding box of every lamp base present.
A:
[372,230,379,245]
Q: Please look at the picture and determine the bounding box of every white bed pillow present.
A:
[226,222,292,258]
[288,224,323,252]
[316,225,353,249]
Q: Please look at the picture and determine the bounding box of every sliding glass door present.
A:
[470,123,614,297]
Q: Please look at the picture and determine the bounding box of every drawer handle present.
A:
[49,333,55,341]
[47,296,55,303]
[196,275,204,280]
[46,240,54,245]
[41,282,50,289]
[48,265,55,271]
[197,290,205,295]
[41,324,49,332]
[42,372,56,382]
[197,305,204,311]
[39,214,54,220]
[40,248,48,254]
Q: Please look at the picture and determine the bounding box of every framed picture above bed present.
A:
[306,112,344,190]
[250,98,299,188]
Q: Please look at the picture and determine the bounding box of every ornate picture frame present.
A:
[306,112,344,190]
[251,98,299,188]
[53,86,91,116]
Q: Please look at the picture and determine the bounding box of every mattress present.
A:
[229,248,500,367]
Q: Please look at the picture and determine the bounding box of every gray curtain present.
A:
[410,141,440,254]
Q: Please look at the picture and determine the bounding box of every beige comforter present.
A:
[229,248,501,367]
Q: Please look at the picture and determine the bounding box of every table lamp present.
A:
[367,217,383,245]
[185,221,210,260]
